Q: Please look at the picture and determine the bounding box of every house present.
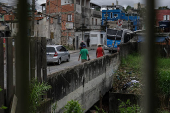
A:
[156,9,170,32]
[44,0,103,49]
[101,5,140,31]
[0,4,14,37]
[134,3,145,10]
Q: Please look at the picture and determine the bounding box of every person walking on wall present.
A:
[96,44,105,58]
[78,45,90,63]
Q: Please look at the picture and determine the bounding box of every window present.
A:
[58,16,61,23]
[163,15,170,20]
[104,14,108,17]
[92,18,94,25]
[46,47,55,52]
[95,19,97,25]
[50,32,54,39]
[67,14,72,21]
[56,46,62,51]
[111,12,113,18]
[61,46,67,51]
[114,14,118,17]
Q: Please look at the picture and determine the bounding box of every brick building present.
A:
[156,9,170,26]
[44,0,103,49]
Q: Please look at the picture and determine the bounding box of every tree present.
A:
[126,5,132,12]
[158,6,169,9]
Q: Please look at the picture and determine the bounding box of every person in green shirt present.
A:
[78,45,90,63]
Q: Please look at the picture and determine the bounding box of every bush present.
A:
[0,86,7,110]
[29,79,51,113]
[121,53,142,71]
[118,99,141,113]
[63,100,83,113]
[157,70,170,95]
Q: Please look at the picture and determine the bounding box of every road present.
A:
[3,50,111,89]
[47,50,111,75]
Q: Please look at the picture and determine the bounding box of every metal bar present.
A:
[144,0,156,112]
[16,0,29,112]
[0,38,4,113]
[6,38,13,112]
[41,37,47,82]
[30,37,36,79]
[37,37,42,82]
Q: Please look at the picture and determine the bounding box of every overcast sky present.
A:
[1,0,170,9]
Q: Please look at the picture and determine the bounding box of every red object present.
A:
[156,9,170,26]
[97,47,103,58]
[54,52,58,56]
[117,47,120,52]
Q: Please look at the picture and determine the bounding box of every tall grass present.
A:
[157,58,170,95]
[121,53,142,71]
[121,53,170,95]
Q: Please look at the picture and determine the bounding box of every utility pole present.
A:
[32,0,35,36]
[74,0,76,49]
[48,0,51,44]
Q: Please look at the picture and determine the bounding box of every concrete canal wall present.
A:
[40,42,140,113]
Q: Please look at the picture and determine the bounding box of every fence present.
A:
[0,37,47,113]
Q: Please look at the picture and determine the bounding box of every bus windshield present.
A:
[107,29,117,35]
[107,29,123,37]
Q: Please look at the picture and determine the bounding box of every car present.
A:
[46,45,70,65]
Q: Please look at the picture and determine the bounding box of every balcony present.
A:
[87,25,101,30]
[82,7,91,17]
[91,9,101,18]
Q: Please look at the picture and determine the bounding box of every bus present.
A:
[106,28,133,53]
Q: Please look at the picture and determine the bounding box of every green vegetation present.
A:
[118,99,141,113]
[95,106,106,113]
[29,79,51,113]
[115,53,170,112]
[63,45,74,50]
[52,101,58,113]
[121,53,142,72]
[113,53,142,94]
[158,6,169,10]
[63,100,83,113]
[0,87,7,110]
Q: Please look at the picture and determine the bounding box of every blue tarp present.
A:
[137,35,168,42]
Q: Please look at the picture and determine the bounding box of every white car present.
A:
[46,45,70,65]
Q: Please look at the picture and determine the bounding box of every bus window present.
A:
[117,30,123,37]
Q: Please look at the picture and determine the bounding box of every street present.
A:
[47,50,111,75]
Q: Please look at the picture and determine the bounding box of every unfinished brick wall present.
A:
[46,0,62,14]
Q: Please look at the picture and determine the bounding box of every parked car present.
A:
[46,45,70,65]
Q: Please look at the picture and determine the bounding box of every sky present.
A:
[1,0,170,9]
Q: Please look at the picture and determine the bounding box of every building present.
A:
[101,5,140,31]
[44,0,103,49]
[0,4,15,37]
[134,3,145,10]
[156,9,170,32]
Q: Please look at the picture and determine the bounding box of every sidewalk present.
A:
[68,47,91,54]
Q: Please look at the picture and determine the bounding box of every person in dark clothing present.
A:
[87,37,90,47]
[80,41,86,50]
